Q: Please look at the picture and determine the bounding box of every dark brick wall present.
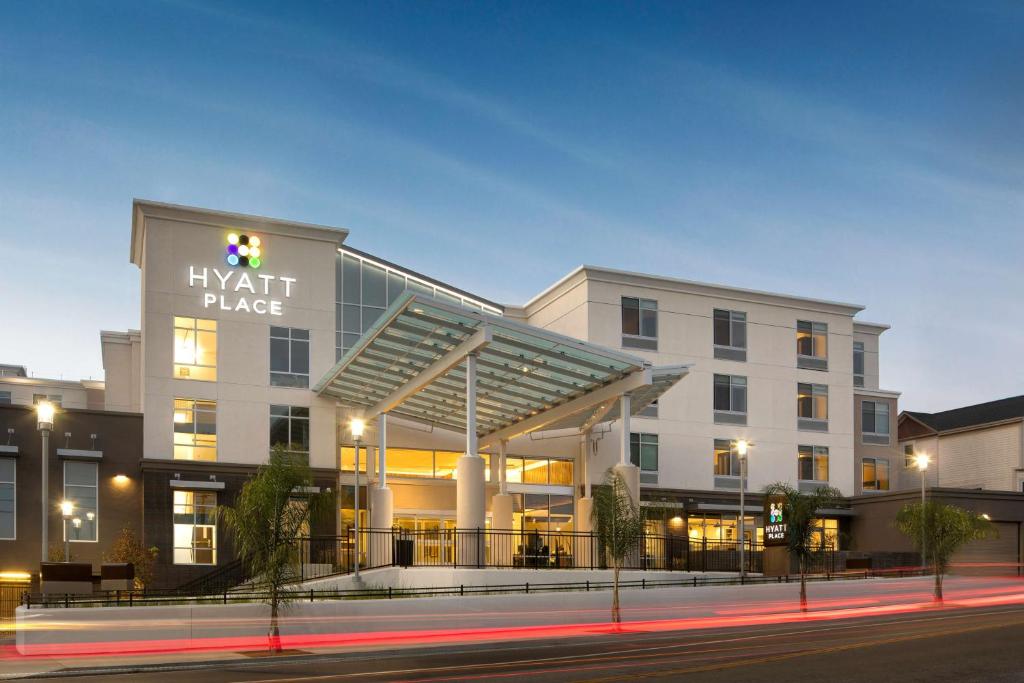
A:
[0,404,143,575]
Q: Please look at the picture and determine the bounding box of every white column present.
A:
[491,437,514,564]
[614,394,640,505]
[457,353,486,565]
[576,431,595,568]
[499,439,508,495]
[620,394,631,465]
[369,412,393,566]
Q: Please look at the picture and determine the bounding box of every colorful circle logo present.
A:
[226,233,262,268]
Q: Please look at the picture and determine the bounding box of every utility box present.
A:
[40,562,93,595]
[100,563,135,591]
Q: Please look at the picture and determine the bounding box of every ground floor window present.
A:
[687,513,761,544]
[63,461,97,541]
[173,490,217,565]
[0,458,14,540]
[810,518,839,550]
[512,493,574,535]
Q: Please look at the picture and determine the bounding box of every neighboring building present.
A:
[899,396,1024,493]
[0,366,105,412]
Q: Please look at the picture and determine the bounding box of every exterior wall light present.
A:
[350,418,365,439]
[60,500,74,518]
[113,474,130,486]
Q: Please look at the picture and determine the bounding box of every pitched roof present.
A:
[903,395,1024,433]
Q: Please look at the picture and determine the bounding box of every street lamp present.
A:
[914,452,930,573]
[350,418,365,581]
[37,401,55,563]
[734,439,752,579]
[60,500,74,563]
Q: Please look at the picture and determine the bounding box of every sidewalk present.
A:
[4,575,1022,679]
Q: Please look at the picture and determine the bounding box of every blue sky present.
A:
[1,1,1021,411]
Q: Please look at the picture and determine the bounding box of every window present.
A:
[0,391,10,405]
[853,341,865,388]
[270,405,310,456]
[173,399,217,461]
[713,439,740,477]
[798,445,829,482]
[0,458,14,540]
[504,455,571,485]
[630,432,659,471]
[340,446,498,483]
[797,383,828,431]
[63,461,97,541]
[622,297,658,350]
[862,401,890,443]
[173,316,217,381]
[796,321,828,370]
[810,518,838,550]
[270,327,310,388]
[173,490,217,565]
[904,443,916,468]
[862,458,890,491]
[33,394,62,407]
[713,374,747,424]
[713,309,747,361]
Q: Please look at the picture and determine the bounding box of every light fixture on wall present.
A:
[113,474,129,486]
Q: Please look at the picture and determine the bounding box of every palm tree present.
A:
[219,446,334,652]
[894,501,995,601]
[592,468,645,624]
[763,482,843,610]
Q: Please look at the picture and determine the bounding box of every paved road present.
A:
[25,602,1024,682]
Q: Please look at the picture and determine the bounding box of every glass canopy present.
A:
[314,291,689,439]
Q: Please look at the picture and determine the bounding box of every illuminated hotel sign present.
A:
[187,232,295,316]
[763,495,788,547]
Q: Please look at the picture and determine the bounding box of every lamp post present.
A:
[350,418,365,581]
[60,500,74,563]
[735,439,751,579]
[914,452,930,573]
[37,401,55,563]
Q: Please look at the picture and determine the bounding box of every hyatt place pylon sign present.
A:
[763,495,788,547]
[186,231,296,316]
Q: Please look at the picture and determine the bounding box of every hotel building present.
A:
[1,200,920,585]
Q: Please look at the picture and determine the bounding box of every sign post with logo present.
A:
[762,494,791,576]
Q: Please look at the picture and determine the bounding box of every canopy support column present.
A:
[457,353,486,565]
[614,394,640,505]
[370,412,393,566]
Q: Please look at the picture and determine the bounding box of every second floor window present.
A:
[0,458,14,540]
[797,383,828,431]
[863,457,890,491]
[713,374,747,424]
[904,443,916,468]
[270,327,310,388]
[798,445,829,482]
[270,405,310,457]
[622,297,657,350]
[797,321,828,370]
[630,432,659,471]
[713,439,741,477]
[173,316,217,381]
[853,341,865,387]
[173,398,217,461]
[713,309,747,359]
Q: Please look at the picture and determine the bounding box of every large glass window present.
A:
[0,458,14,540]
[173,316,217,381]
[798,445,829,482]
[63,461,97,541]
[797,320,828,369]
[713,439,740,476]
[713,309,747,349]
[621,297,657,349]
[505,456,572,485]
[0,391,10,405]
[269,405,310,456]
[713,375,747,414]
[340,446,495,482]
[862,401,890,436]
[630,432,659,472]
[853,341,865,387]
[270,327,310,388]
[798,383,828,422]
[173,398,217,461]
[173,490,217,565]
[862,458,890,491]
[810,518,838,550]
[512,493,575,534]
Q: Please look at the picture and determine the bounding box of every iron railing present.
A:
[295,528,768,581]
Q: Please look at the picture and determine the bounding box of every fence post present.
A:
[388,586,392,599]
[586,580,590,592]
[310,589,314,603]
[702,537,707,573]
[525,582,529,594]
[65,593,69,609]
[224,590,228,605]
[460,584,464,597]
[477,527,483,569]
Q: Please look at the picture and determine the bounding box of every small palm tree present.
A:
[894,501,995,601]
[592,468,645,624]
[220,446,334,652]
[763,482,843,610]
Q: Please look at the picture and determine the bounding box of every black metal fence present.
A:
[295,528,769,581]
